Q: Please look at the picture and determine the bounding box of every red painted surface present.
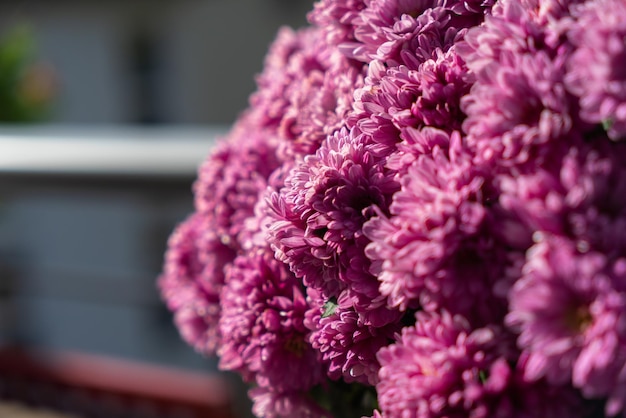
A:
[0,346,236,418]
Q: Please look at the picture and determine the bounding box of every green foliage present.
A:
[0,25,55,122]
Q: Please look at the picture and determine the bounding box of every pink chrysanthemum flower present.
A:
[305,287,401,385]
[460,49,575,169]
[497,141,626,256]
[307,0,366,44]
[194,118,282,251]
[351,46,470,137]
[344,0,438,63]
[279,50,365,157]
[388,47,470,131]
[348,46,469,167]
[565,0,626,140]
[376,310,509,418]
[267,128,398,301]
[218,248,325,392]
[250,26,364,158]
[386,128,457,175]
[375,327,585,418]
[491,354,587,418]
[506,236,626,416]
[458,0,557,78]
[158,213,235,356]
[348,60,402,158]
[239,163,296,252]
[364,137,508,324]
[344,0,489,65]
[249,386,331,418]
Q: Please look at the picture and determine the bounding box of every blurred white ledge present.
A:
[0,125,228,177]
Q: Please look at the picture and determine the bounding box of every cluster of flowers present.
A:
[159,0,626,416]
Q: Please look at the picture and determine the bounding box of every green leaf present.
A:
[322,298,338,318]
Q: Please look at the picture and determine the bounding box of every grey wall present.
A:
[0,0,313,124]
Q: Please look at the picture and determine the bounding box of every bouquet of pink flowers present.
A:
[158,0,626,416]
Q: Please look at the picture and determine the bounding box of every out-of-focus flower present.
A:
[507,236,626,416]
[250,26,364,158]
[219,248,325,392]
[376,310,508,418]
[497,141,626,256]
[365,137,508,325]
[249,386,332,418]
[194,115,283,251]
[565,0,626,140]
[0,24,57,122]
[158,214,235,356]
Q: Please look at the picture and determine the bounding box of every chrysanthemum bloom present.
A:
[487,354,587,418]
[307,0,366,45]
[158,213,235,356]
[497,141,626,256]
[364,137,509,325]
[267,128,398,302]
[376,310,510,418]
[348,60,403,158]
[278,49,365,157]
[249,386,331,418]
[347,41,471,183]
[374,337,586,418]
[458,0,558,78]
[250,26,363,158]
[218,248,324,392]
[350,48,470,173]
[457,0,584,170]
[305,287,401,386]
[386,128,457,176]
[344,0,489,66]
[506,236,626,416]
[565,0,626,140]
[460,49,575,169]
[193,116,282,251]
[239,163,296,252]
[389,47,470,132]
[518,0,584,22]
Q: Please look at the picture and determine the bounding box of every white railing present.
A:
[0,125,228,177]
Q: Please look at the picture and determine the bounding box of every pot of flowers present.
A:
[159,0,626,416]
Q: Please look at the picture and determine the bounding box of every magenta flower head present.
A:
[343,0,490,66]
[194,116,283,251]
[364,137,508,325]
[158,213,235,356]
[305,287,402,386]
[460,49,575,169]
[250,26,364,158]
[249,386,331,418]
[376,310,509,418]
[506,236,626,416]
[565,0,626,140]
[267,127,398,301]
[218,247,325,392]
[307,0,366,45]
[458,0,581,169]
[497,140,626,256]
[349,46,470,159]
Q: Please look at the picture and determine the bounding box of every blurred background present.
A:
[0,0,314,416]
